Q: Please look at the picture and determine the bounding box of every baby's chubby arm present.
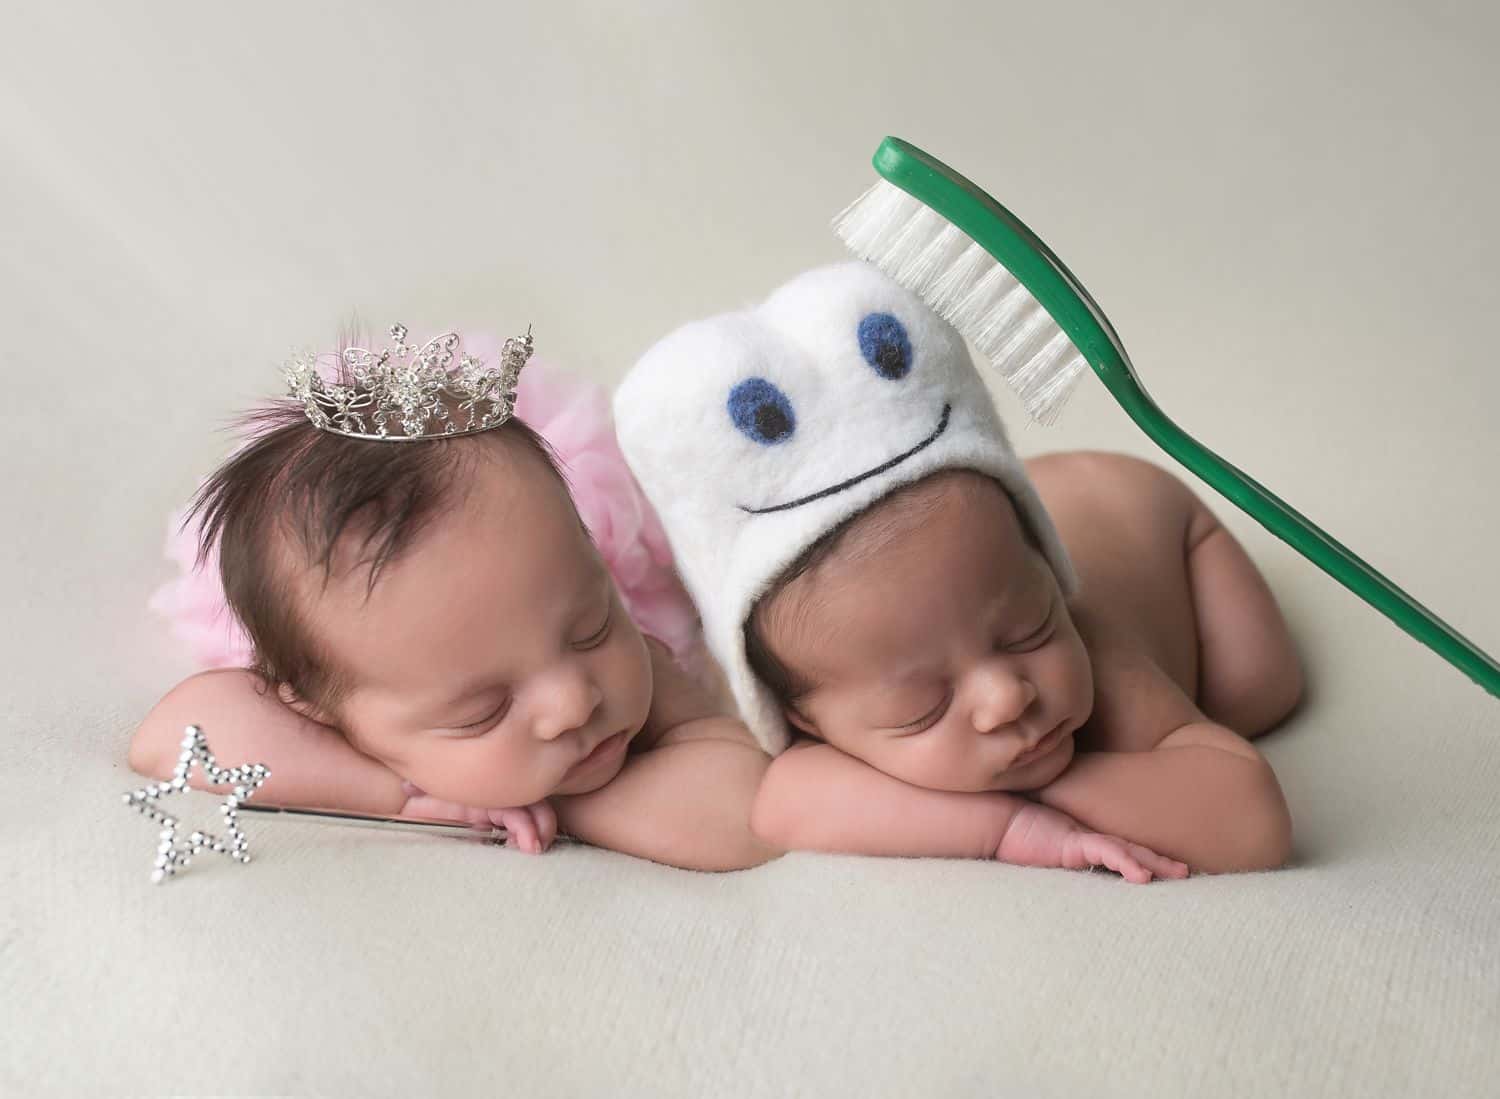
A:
[1038,723,1290,875]
[1037,613,1292,874]
[129,669,409,815]
[751,741,1186,882]
[131,671,557,850]
[550,640,781,872]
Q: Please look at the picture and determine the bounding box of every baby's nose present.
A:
[968,666,1037,733]
[531,666,604,741]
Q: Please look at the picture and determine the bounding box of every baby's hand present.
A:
[996,801,1188,884]
[399,782,558,855]
[484,802,559,854]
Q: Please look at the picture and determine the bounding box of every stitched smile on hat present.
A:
[738,402,952,516]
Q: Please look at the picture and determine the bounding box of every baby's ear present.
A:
[276,682,335,726]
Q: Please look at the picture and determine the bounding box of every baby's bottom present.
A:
[1026,451,1303,738]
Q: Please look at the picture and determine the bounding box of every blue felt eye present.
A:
[858,312,912,380]
[727,377,796,446]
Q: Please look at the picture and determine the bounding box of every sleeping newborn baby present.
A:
[616,262,1301,877]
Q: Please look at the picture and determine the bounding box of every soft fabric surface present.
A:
[616,262,1076,755]
[3,3,1498,1096]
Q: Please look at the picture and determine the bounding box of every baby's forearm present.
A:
[129,669,408,816]
[1037,723,1292,873]
[751,742,1024,859]
[555,718,779,872]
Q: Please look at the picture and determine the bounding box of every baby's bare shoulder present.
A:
[1070,605,1204,751]
[639,638,747,747]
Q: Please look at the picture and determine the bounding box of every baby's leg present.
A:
[1185,507,1304,736]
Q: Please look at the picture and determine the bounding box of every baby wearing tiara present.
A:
[131,328,776,871]
[617,263,1301,877]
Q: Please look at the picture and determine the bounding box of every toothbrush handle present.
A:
[1106,375,1500,697]
[864,139,1497,697]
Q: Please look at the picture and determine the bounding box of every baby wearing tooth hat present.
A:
[616,262,1300,877]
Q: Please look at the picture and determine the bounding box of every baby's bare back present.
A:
[1025,451,1301,742]
[1027,452,1205,690]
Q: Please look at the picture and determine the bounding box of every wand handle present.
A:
[238,803,511,842]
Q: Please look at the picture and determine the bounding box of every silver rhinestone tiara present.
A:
[284,323,534,441]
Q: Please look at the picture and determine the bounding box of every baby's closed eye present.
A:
[445,697,512,735]
[872,688,953,734]
[571,605,613,650]
[1001,594,1057,652]
[421,687,513,736]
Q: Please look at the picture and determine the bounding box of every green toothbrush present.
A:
[833,135,1499,699]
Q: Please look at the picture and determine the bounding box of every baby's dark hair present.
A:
[743,475,961,708]
[743,527,845,707]
[191,402,565,709]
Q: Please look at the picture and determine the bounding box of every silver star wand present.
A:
[122,725,270,883]
[123,725,547,884]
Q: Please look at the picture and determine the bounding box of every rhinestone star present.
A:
[121,725,271,885]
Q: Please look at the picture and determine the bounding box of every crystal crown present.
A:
[285,323,533,441]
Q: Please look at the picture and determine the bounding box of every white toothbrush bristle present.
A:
[993,301,1057,368]
[953,270,1028,354]
[833,183,922,262]
[927,241,991,316]
[892,222,969,292]
[832,179,1087,424]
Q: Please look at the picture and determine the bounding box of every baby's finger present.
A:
[500,808,541,854]
[1130,845,1188,880]
[1084,838,1151,884]
[532,801,558,852]
[1113,855,1153,884]
[1129,844,1189,880]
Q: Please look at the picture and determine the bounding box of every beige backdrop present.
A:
[3,2,1498,1096]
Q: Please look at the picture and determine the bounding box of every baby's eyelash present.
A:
[896,691,952,734]
[1006,600,1056,651]
[455,698,511,733]
[572,607,613,650]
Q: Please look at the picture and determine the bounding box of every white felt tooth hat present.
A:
[614,262,1075,755]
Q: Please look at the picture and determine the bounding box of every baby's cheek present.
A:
[872,729,964,791]
[408,743,551,808]
[424,753,487,799]
[1059,631,1095,719]
[615,626,657,728]
[396,751,478,803]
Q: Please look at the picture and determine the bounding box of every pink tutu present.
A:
[149,347,701,669]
